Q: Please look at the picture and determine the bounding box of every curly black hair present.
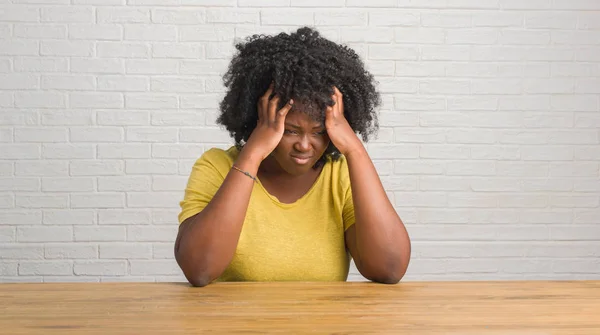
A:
[217,26,381,166]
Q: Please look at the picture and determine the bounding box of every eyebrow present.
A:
[285,123,324,129]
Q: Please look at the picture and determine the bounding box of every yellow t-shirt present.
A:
[178,146,356,282]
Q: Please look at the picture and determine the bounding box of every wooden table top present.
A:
[1,280,599,334]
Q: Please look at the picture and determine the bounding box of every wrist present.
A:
[236,146,263,173]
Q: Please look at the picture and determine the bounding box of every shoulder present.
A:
[192,145,239,177]
[324,154,351,189]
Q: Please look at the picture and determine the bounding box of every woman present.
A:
[175,27,411,287]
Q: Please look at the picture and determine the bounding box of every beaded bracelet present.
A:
[231,165,257,182]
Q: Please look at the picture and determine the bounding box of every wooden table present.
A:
[1,281,599,334]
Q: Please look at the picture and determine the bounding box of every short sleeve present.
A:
[339,157,355,231]
[177,148,233,224]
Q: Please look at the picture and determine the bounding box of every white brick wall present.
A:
[1,1,599,283]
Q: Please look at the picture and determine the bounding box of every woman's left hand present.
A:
[325,86,363,157]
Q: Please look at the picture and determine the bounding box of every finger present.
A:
[268,94,280,122]
[277,99,294,123]
[259,82,274,120]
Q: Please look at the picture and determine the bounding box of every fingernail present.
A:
[289,99,294,105]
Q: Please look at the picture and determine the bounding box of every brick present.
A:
[180,94,220,109]
[152,9,205,24]
[521,146,573,161]
[75,226,125,242]
[523,179,573,192]
[369,10,419,26]
[97,42,149,58]
[151,209,179,224]
[574,179,600,192]
[574,146,600,160]
[0,59,10,72]
[97,8,150,23]
[99,243,152,259]
[69,92,124,109]
[152,43,204,59]
[206,8,258,24]
[41,41,93,57]
[111,70,166,85]
[14,57,68,72]
[550,195,599,208]
[179,26,234,42]
[45,244,97,259]
[496,162,548,177]
[524,112,573,128]
[74,261,127,276]
[471,146,520,160]
[575,112,600,127]
[19,261,72,276]
[0,144,40,159]
[152,176,188,191]
[365,144,419,159]
[498,130,547,145]
[0,74,39,90]
[98,144,151,159]
[15,92,65,109]
[130,260,181,276]
[125,59,178,74]
[153,243,174,259]
[41,75,95,91]
[499,0,551,9]
[124,24,176,41]
[15,160,68,176]
[98,209,151,225]
[471,178,522,192]
[127,192,181,208]
[0,130,11,143]
[41,6,92,22]
[126,160,178,175]
[205,42,234,59]
[550,225,600,241]
[526,47,574,61]
[97,110,150,125]
[126,94,178,109]
[394,160,445,175]
[127,225,177,242]
[473,12,523,27]
[0,227,15,242]
[393,128,444,143]
[395,62,444,77]
[260,9,314,25]
[315,11,366,26]
[16,126,68,142]
[71,58,124,74]
[18,226,72,242]
[520,210,573,225]
[0,162,12,176]
[0,210,42,225]
[42,144,94,159]
[179,60,227,75]
[71,193,125,209]
[552,63,597,77]
[126,127,178,143]
[0,245,43,259]
[238,0,286,6]
[69,24,122,41]
[43,209,95,225]
[0,40,38,56]
[151,112,205,126]
[0,194,13,209]
[395,192,446,207]
[151,77,203,93]
[98,176,151,191]
[419,176,470,191]
[179,127,230,143]
[0,5,39,22]
[16,194,68,208]
[369,45,418,61]
[47,178,95,194]
[70,127,124,142]
[14,24,66,39]
[574,210,600,224]
[0,110,39,125]
[447,129,495,144]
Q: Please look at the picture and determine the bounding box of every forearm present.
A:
[176,149,261,286]
[346,146,411,281]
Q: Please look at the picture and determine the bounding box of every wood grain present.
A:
[1,281,599,334]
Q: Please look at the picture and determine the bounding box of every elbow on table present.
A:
[187,273,214,287]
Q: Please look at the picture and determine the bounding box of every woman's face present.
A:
[269,109,330,176]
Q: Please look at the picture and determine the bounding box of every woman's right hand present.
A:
[241,83,294,162]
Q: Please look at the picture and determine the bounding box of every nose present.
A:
[294,135,311,152]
